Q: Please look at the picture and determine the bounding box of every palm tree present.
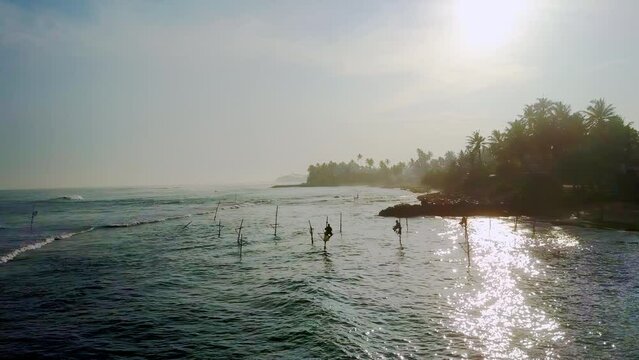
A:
[583,98,616,130]
[466,131,486,165]
[488,130,506,162]
[521,97,553,133]
[505,119,528,141]
[366,158,374,168]
[533,97,554,117]
[553,102,572,120]
[488,130,504,158]
[503,119,529,168]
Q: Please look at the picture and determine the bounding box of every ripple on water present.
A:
[1,187,639,358]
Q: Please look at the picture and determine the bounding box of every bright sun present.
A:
[454,0,530,54]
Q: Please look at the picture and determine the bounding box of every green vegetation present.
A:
[306,148,433,187]
[306,98,639,212]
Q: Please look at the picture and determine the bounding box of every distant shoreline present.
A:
[271,183,309,188]
[272,182,430,192]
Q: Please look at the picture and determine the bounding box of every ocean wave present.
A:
[48,195,84,201]
[0,227,95,264]
[101,211,215,229]
[101,218,177,228]
[1,210,218,264]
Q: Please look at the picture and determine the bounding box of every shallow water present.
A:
[1,186,638,359]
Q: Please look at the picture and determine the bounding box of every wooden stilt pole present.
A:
[466,238,470,267]
[309,220,314,245]
[236,219,244,245]
[213,201,221,221]
[464,224,470,267]
[216,220,223,238]
[274,205,279,237]
[339,212,342,234]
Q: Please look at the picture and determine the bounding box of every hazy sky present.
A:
[1,0,638,189]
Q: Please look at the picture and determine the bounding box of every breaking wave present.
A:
[48,195,84,201]
[1,227,95,264]
[1,210,216,264]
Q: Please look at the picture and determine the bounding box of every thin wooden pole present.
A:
[236,219,244,245]
[466,237,470,267]
[405,218,408,232]
[323,234,328,251]
[309,220,314,245]
[217,220,223,238]
[213,201,221,221]
[274,205,279,237]
[464,221,470,267]
[514,216,519,231]
[339,212,342,234]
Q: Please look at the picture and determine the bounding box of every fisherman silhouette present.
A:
[324,223,333,238]
[30,205,38,232]
[393,219,402,235]
[459,216,467,228]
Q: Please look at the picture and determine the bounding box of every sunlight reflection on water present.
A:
[446,217,579,359]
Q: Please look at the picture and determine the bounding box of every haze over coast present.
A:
[2,1,639,189]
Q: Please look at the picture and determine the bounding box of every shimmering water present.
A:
[1,186,638,359]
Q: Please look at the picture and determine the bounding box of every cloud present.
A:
[1,0,535,111]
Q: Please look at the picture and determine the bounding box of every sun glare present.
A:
[454,0,530,55]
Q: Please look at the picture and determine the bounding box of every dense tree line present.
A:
[306,98,639,208]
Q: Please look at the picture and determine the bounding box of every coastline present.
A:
[272,182,430,192]
[271,183,309,188]
[272,182,639,232]
[379,191,639,232]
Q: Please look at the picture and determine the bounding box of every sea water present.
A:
[1,185,638,359]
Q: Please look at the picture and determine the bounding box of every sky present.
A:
[1,0,638,189]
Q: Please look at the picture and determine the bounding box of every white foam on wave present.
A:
[2,209,217,264]
[49,194,84,201]
[0,227,94,264]
[64,194,84,200]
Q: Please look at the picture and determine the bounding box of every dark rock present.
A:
[380,192,509,217]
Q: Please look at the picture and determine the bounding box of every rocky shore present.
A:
[379,192,512,217]
[379,192,639,231]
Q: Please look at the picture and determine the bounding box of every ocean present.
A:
[1,185,638,359]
